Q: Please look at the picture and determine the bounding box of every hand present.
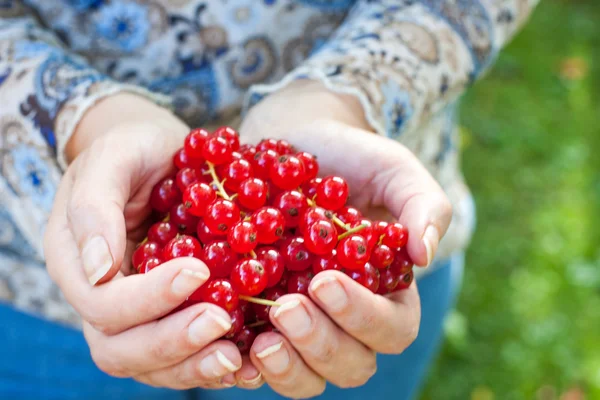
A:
[45,94,252,389]
[237,81,453,398]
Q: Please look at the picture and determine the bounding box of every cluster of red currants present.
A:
[133,126,415,353]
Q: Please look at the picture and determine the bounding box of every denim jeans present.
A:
[0,254,463,400]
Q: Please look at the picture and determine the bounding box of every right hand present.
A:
[44,94,262,389]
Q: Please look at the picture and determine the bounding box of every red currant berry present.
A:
[191,278,239,312]
[175,167,200,192]
[170,203,199,234]
[301,177,321,200]
[251,207,285,244]
[378,266,400,293]
[299,206,333,234]
[316,176,349,211]
[139,257,162,274]
[232,326,256,354]
[227,221,258,254]
[219,159,253,192]
[238,178,267,210]
[382,223,409,249]
[276,139,294,154]
[213,126,240,151]
[287,270,314,295]
[295,152,319,180]
[312,250,342,274]
[204,199,241,235]
[196,219,225,244]
[304,220,337,255]
[150,178,181,213]
[239,144,257,163]
[252,286,285,321]
[256,138,279,152]
[373,220,389,238]
[347,263,380,293]
[184,128,210,159]
[395,270,414,291]
[260,324,280,334]
[270,155,306,190]
[336,206,363,226]
[252,149,278,180]
[370,244,395,269]
[231,259,269,296]
[133,241,161,270]
[279,269,290,289]
[163,235,202,261]
[201,241,239,278]
[202,136,233,165]
[225,308,244,339]
[256,247,285,288]
[336,234,369,270]
[351,219,378,250]
[281,236,314,271]
[390,247,413,275]
[173,148,203,169]
[147,221,178,246]
[273,190,307,228]
[183,182,217,217]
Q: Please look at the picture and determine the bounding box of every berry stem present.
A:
[206,161,231,200]
[247,320,267,328]
[337,223,369,240]
[306,197,351,231]
[239,295,280,307]
[249,250,258,259]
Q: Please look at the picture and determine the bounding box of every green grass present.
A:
[421,1,600,399]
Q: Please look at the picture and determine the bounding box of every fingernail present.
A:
[188,310,232,345]
[172,268,209,296]
[221,373,237,387]
[256,342,289,374]
[81,236,113,285]
[199,350,240,378]
[310,276,348,312]
[240,372,262,386]
[422,225,439,267]
[273,300,312,339]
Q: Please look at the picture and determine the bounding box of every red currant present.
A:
[184,128,210,159]
[196,219,225,244]
[382,223,409,249]
[227,221,258,254]
[237,178,267,210]
[351,219,378,250]
[287,270,314,295]
[316,176,349,211]
[347,263,380,293]
[175,167,200,192]
[170,203,199,234]
[214,126,240,151]
[373,220,389,238]
[273,190,307,228]
[231,259,269,296]
[183,182,216,217]
[163,235,202,261]
[150,178,181,213]
[279,269,290,289]
[281,236,314,271]
[299,206,333,234]
[252,286,285,321]
[312,250,342,274]
[190,278,239,312]
[378,266,400,293]
[336,234,369,270]
[301,177,321,200]
[256,138,279,152]
[304,220,337,255]
[147,221,178,246]
[219,159,253,192]
[133,241,162,270]
[239,144,257,163]
[336,206,363,226]
[395,270,414,291]
[204,199,241,235]
[277,139,294,154]
[270,155,305,190]
[139,257,162,274]
[295,152,319,180]
[225,308,244,339]
[232,326,256,354]
[173,148,203,169]
[390,247,413,275]
[256,246,285,288]
[252,150,278,180]
[251,207,285,244]
[370,244,395,269]
[202,136,233,165]
[201,241,239,278]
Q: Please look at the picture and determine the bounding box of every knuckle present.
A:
[148,334,172,362]
[313,339,338,365]
[339,355,377,388]
[90,346,128,378]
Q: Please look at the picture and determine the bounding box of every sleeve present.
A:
[0,4,168,260]
[244,0,540,138]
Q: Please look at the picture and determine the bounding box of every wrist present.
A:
[65,93,182,164]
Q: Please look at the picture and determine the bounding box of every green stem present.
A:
[239,295,280,307]
[337,223,368,241]
[206,161,231,200]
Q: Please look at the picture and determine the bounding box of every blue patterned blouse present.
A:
[0,0,537,326]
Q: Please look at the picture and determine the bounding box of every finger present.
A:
[84,303,233,377]
[250,333,326,399]
[234,356,264,389]
[135,340,241,390]
[268,294,377,389]
[308,270,421,355]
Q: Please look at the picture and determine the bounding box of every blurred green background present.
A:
[421,1,600,399]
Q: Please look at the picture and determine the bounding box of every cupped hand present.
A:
[237,81,453,398]
[44,95,246,389]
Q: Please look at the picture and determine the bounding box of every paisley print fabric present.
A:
[0,0,538,326]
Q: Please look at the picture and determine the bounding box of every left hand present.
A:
[232,81,453,397]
